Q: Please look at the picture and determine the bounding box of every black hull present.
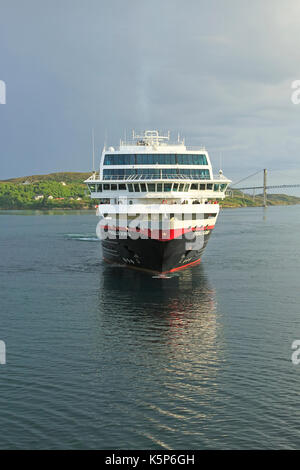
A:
[101,231,213,274]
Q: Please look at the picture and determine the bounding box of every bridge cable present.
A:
[230,169,264,187]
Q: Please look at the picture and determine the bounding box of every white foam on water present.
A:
[66,234,99,241]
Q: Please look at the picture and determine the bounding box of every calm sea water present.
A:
[0,206,300,450]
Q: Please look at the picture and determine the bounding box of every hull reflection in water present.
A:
[97,264,219,353]
[92,264,225,448]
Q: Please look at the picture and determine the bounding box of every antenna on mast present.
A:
[104,128,108,151]
[92,128,95,173]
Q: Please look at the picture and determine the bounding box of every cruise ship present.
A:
[85,130,231,274]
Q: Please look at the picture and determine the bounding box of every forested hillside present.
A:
[1,173,299,209]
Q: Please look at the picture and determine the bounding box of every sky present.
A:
[1,0,300,189]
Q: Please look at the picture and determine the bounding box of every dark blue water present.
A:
[0,206,300,449]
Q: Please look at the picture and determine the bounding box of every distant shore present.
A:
[1,171,300,210]
[1,200,299,211]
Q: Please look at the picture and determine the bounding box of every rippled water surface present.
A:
[0,206,300,449]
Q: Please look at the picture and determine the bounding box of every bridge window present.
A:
[104,154,135,165]
[103,184,110,190]
[164,183,172,192]
[148,184,156,192]
[166,155,175,164]
[214,184,220,191]
[102,168,210,180]
[207,184,213,190]
[177,154,208,165]
[128,184,134,192]
[157,183,163,192]
[103,153,208,165]
[140,183,147,192]
[103,155,113,165]
[191,169,210,179]
[134,184,140,192]
[119,184,126,190]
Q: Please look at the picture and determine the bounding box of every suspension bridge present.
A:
[228,169,300,207]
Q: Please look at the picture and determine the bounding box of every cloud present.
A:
[0,0,300,188]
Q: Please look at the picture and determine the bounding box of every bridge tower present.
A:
[263,169,267,207]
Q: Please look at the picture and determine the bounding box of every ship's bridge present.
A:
[85,130,231,201]
[99,130,213,181]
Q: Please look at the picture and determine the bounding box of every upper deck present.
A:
[112,130,205,153]
[85,130,231,201]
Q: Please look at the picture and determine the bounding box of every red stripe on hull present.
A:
[103,256,201,275]
[162,258,201,273]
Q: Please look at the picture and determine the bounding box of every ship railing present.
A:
[117,143,207,151]
[101,175,211,181]
[85,173,100,181]
[96,203,220,214]
[184,145,206,151]
[85,173,230,183]
[212,174,230,181]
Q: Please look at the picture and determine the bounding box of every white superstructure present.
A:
[85,130,231,273]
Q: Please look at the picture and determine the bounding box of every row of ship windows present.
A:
[103,169,210,179]
[88,183,227,192]
[100,212,217,220]
[103,154,208,165]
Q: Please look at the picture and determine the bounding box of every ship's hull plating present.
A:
[101,229,213,274]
